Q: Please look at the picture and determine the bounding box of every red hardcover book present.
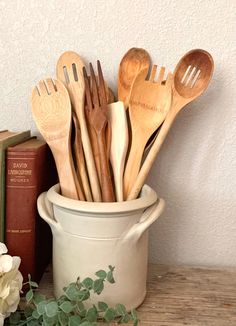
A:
[5,137,58,282]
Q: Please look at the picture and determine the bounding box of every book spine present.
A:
[5,149,42,282]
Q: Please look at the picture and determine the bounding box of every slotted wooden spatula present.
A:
[31,78,84,200]
[123,66,172,199]
[57,51,101,202]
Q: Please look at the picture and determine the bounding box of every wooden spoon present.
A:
[118,47,151,109]
[31,78,83,200]
[108,101,128,201]
[123,66,172,198]
[128,49,214,200]
[56,51,102,202]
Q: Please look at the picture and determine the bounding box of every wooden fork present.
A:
[123,66,172,199]
[83,62,115,202]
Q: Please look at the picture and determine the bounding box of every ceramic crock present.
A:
[37,183,165,310]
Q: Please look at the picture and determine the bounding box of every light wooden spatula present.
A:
[123,66,172,199]
[31,78,84,200]
[128,49,214,200]
[57,51,101,202]
[107,101,128,201]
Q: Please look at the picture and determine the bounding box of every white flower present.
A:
[0,242,23,325]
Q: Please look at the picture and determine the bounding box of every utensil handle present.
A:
[73,115,93,201]
[124,130,146,199]
[97,128,115,202]
[127,113,176,200]
[78,107,102,202]
[51,142,80,200]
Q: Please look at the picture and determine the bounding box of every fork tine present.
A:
[165,72,173,87]
[83,67,93,110]
[38,80,49,95]
[149,65,157,82]
[46,78,56,94]
[89,63,100,107]
[32,86,40,97]
[97,60,107,106]
[156,67,165,84]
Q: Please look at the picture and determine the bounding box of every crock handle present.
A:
[122,198,165,243]
[37,192,62,231]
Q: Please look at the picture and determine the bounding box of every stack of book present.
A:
[0,130,57,282]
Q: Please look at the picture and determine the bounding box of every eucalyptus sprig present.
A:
[5,266,139,326]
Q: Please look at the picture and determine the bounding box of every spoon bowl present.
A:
[174,49,214,101]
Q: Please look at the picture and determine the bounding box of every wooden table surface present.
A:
[39,264,236,325]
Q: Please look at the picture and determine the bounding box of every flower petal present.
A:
[0,243,7,256]
[0,255,13,273]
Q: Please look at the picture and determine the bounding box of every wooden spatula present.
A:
[107,101,128,201]
[128,49,214,200]
[83,61,115,202]
[123,66,172,199]
[56,51,101,202]
[31,78,84,200]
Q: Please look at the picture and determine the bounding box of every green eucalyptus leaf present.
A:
[77,301,85,312]
[79,322,95,326]
[104,308,116,322]
[93,279,104,294]
[59,301,74,313]
[78,289,90,301]
[29,281,39,288]
[98,301,108,312]
[34,293,46,304]
[86,306,98,322]
[37,301,47,315]
[43,312,58,325]
[58,311,69,325]
[45,301,58,318]
[131,308,138,320]
[120,313,131,323]
[65,283,80,301]
[107,270,115,284]
[32,310,40,320]
[26,289,34,302]
[82,277,93,289]
[95,270,107,280]
[115,303,127,316]
[26,319,41,326]
[68,315,82,326]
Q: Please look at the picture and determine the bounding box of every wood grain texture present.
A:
[128,49,214,200]
[118,47,151,109]
[31,79,81,200]
[37,264,236,325]
[124,67,172,199]
[56,51,102,202]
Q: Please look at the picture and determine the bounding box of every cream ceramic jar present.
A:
[37,184,165,310]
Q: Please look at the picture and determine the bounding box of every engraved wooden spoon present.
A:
[56,51,101,202]
[118,47,151,109]
[31,79,83,200]
[123,66,172,199]
[128,49,214,200]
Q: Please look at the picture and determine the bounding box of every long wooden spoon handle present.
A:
[73,115,93,201]
[123,132,146,199]
[97,128,115,202]
[51,143,80,200]
[127,113,176,200]
[78,111,102,202]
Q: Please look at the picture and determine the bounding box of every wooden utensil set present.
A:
[31,48,214,202]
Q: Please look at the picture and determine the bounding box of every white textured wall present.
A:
[1,0,236,267]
